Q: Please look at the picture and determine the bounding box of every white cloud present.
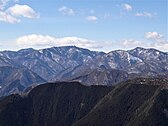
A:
[0,4,39,23]
[135,12,153,18]
[58,6,75,16]
[145,32,168,51]
[117,38,168,51]
[145,32,163,40]
[86,16,98,21]
[122,3,132,11]
[0,0,19,10]
[115,39,144,49]
[154,43,168,51]
[7,4,39,18]
[122,39,142,47]
[0,0,9,10]
[0,11,20,23]
[122,32,168,51]
[16,34,103,49]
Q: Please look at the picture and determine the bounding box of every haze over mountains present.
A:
[0,46,167,96]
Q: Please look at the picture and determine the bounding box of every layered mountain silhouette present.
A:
[0,46,167,96]
[0,78,167,126]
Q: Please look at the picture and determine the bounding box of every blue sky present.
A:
[0,0,167,52]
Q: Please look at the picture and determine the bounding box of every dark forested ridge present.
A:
[0,78,167,126]
[0,81,113,126]
[73,78,168,126]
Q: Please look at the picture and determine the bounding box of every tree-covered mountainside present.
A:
[0,78,167,126]
[0,81,113,126]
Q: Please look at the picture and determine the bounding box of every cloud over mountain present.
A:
[16,34,103,49]
[145,32,163,40]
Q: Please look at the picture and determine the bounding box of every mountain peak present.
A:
[0,46,167,97]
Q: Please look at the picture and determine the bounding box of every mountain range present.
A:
[0,46,167,96]
[0,78,167,126]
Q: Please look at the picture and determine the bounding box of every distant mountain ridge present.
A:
[0,46,167,96]
[0,66,46,96]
